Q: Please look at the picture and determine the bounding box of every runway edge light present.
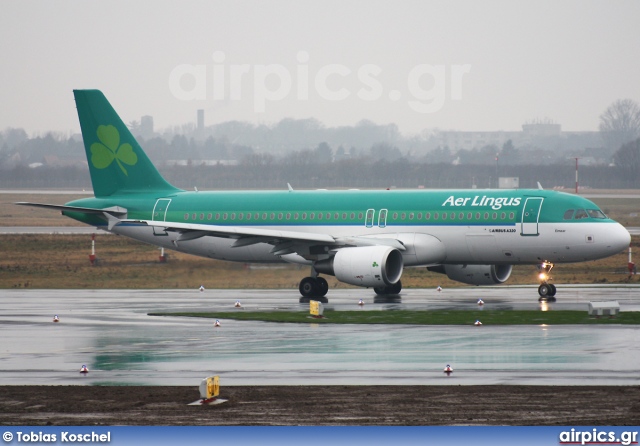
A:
[189,375,228,406]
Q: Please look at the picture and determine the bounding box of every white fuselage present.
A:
[112,219,629,266]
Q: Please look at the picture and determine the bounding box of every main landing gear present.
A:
[537,261,557,301]
[299,267,328,302]
[374,280,402,296]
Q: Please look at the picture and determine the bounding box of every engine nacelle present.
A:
[315,246,403,287]
[430,264,513,285]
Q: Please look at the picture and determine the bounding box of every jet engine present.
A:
[429,264,513,285]
[315,245,403,287]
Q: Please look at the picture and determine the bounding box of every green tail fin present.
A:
[73,90,181,197]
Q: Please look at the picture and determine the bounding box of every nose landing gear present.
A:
[538,261,557,302]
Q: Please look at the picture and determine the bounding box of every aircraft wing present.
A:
[123,219,405,257]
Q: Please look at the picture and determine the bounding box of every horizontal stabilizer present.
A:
[16,202,127,218]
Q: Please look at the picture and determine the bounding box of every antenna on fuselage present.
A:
[287,183,294,192]
[537,182,543,190]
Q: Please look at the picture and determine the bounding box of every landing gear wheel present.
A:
[299,277,329,298]
[299,277,318,297]
[316,277,329,297]
[373,281,402,295]
[389,280,402,295]
[538,283,556,302]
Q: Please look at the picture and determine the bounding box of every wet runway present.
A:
[1,286,639,386]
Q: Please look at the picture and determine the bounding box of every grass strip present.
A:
[148,310,640,325]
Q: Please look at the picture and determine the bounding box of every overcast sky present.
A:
[2,0,639,136]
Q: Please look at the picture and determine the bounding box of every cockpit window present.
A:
[574,209,588,220]
[563,209,574,220]
[587,209,607,219]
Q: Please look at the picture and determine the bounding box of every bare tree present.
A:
[599,99,640,154]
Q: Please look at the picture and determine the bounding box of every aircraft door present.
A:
[365,209,375,228]
[521,197,543,236]
[152,198,171,236]
[378,209,388,228]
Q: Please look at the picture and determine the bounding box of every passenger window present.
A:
[417,212,422,219]
[238,213,243,220]
[434,212,439,220]
[563,209,575,220]
[475,212,480,219]
[574,209,588,220]
[426,212,431,220]
[207,213,212,220]
[509,212,514,219]
[409,212,414,220]
[184,213,189,220]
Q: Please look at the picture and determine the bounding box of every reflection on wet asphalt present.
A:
[1,286,639,386]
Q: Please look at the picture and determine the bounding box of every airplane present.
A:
[18,90,631,302]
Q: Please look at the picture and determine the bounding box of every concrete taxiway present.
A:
[0,286,639,386]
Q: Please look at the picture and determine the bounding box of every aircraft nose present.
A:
[607,223,631,252]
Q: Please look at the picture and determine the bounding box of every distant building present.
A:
[521,118,561,137]
[197,110,204,131]
[140,115,154,139]
[435,119,600,153]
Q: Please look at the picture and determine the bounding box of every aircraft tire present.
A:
[549,284,557,297]
[299,277,318,297]
[538,283,551,297]
[373,281,402,295]
[389,280,402,294]
[316,277,329,297]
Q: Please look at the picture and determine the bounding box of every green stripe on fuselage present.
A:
[64,189,613,227]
